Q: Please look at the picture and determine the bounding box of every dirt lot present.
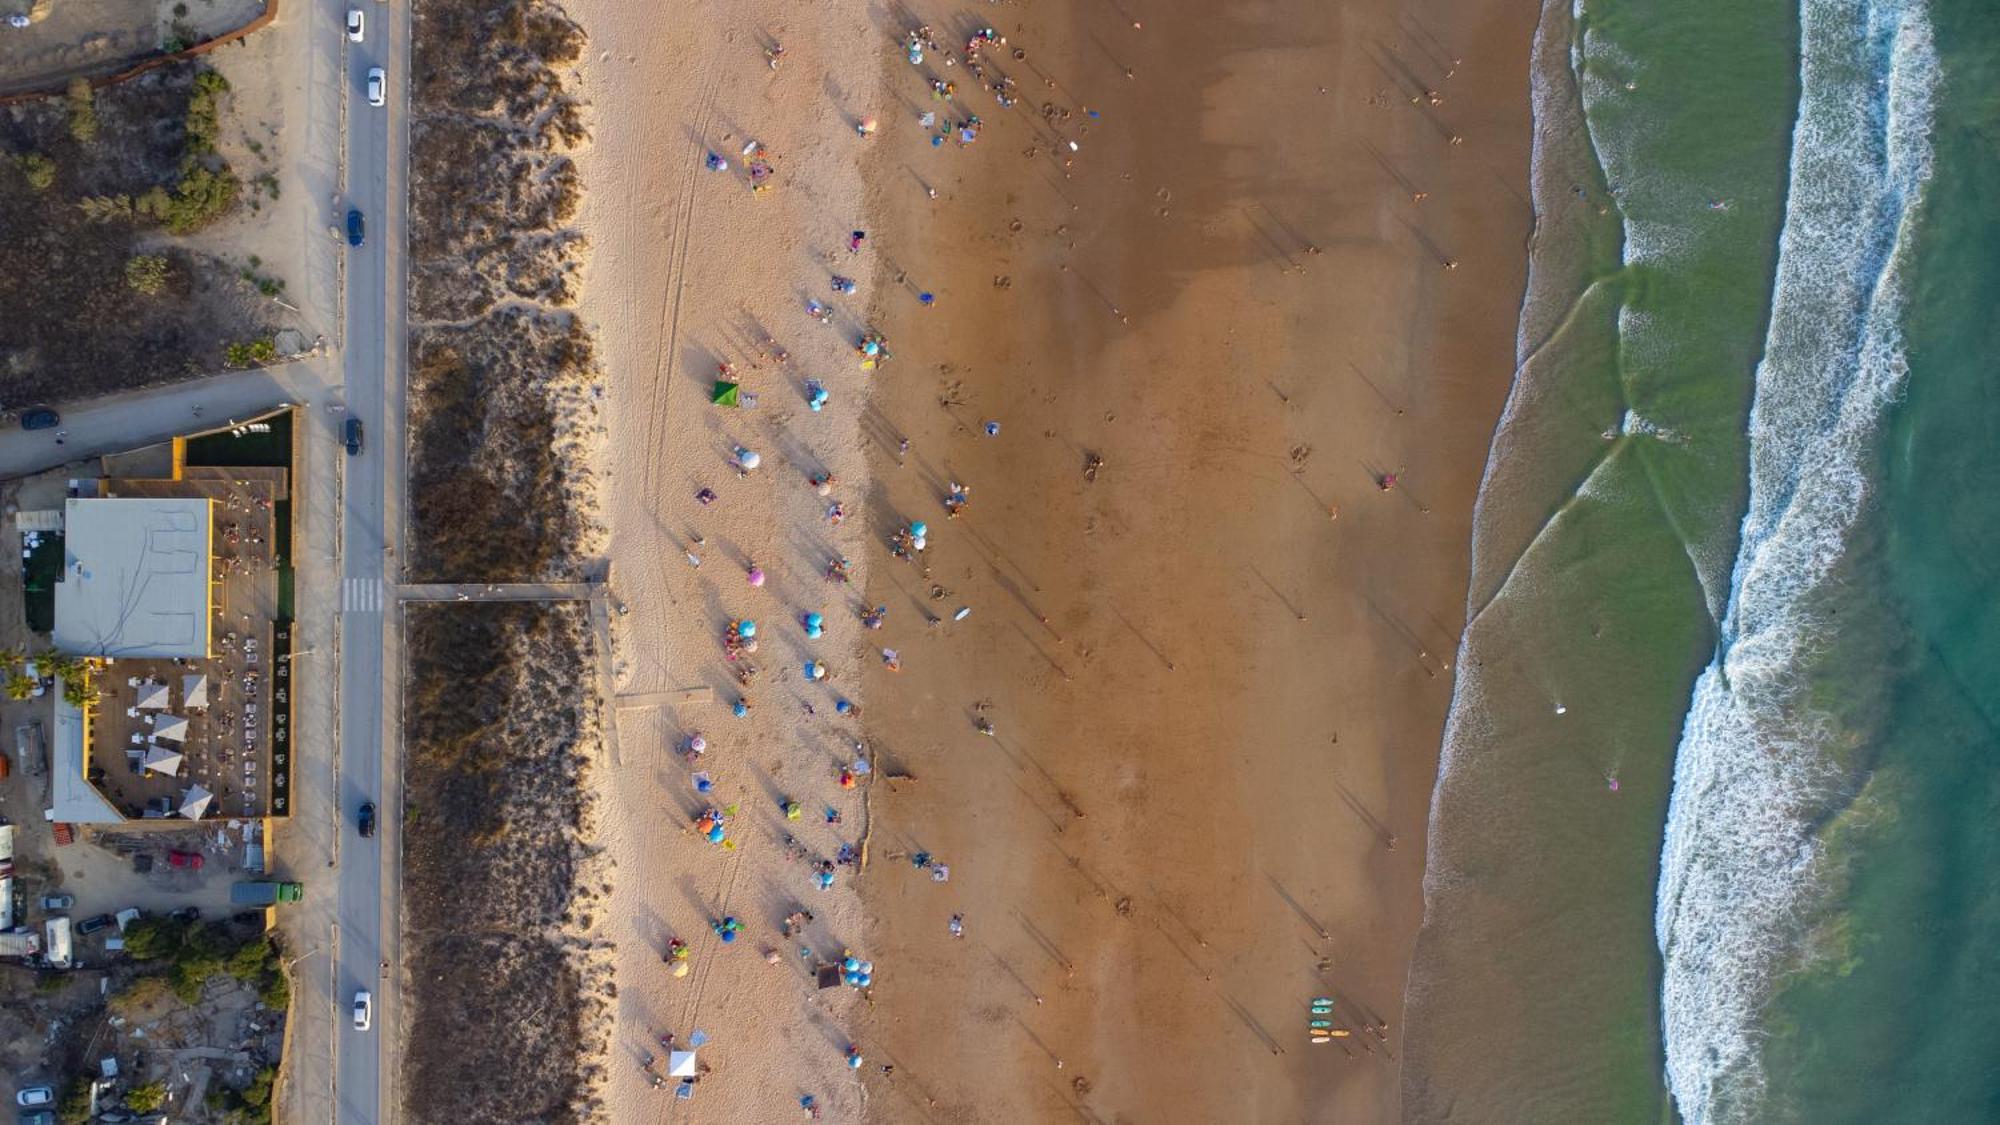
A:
[0,0,267,96]
[0,915,284,1124]
[0,61,275,409]
[406,0,599,584]
[401,602,609,1123]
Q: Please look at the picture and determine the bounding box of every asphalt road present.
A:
[332,0,410,1120]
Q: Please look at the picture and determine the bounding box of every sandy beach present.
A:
[566,0,1536,1117]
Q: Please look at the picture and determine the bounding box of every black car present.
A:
[19,407,59,431]
[76,914,115,936]
[357,802,376,839]
[346,208,365,247]
[168,906,201,923]
[344,417,363,456]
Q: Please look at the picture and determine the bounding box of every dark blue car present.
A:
[20,407,59,431]
[346,208,365,247]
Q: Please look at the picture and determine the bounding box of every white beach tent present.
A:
[667,1051,698,1078]
[183,673,210,710]
[179,784,214,820]
[135,681,170,710]
[141,747,185,777]
[152,714,190,742]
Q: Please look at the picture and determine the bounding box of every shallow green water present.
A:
[1404,0,1801,1117]
[1411,0,2000,1118]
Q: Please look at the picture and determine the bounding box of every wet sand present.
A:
[846,0,1536,1119]
[566,0,1535,1116]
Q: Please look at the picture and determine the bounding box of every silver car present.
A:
[365,67,386,108]
[353,988,373,1031]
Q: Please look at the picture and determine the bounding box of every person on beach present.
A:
[949,913,965,938]
[849,230,866,252]
[861,605,886,629]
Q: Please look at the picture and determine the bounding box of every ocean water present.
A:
[1406,0,1997,1119]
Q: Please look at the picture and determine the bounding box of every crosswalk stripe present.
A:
[343,577,382,614]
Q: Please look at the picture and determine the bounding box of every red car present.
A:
[167,850,204,870]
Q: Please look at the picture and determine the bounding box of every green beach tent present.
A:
[711,380,741,407]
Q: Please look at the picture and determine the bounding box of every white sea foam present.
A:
[1655,1,1937,1121]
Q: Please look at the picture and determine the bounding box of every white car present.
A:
[346,9,364,41]
[16,1087,55,1107]
[365,67,386,108]
[353,989,373,1031]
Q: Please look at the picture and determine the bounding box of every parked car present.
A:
[20,1112,56,1125]
[346,8,364,40]
[345,417,364,456]
[167,849,204,870]
[15,1087,54,1108]
[19,408,59,431]
[353,989,373,1031]
[346,208,365,247]
[76,914,114,935]
[39,894,73,911]
[169,906,202,923]
[366,66,386,107]
[357,801,376,839]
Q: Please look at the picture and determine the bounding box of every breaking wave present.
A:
[1653,0,1937,1120]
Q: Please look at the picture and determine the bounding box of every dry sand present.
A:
[569,0,1536,1118]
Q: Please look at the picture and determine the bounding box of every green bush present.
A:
[224,338,279,368]
[16,152,56,192]
[67,77,98,143]
[120,916,186,961]
[136,161,239,235]
[57,1077,92,1125]
[126,1081,167,1113]
[184,70,230,155]
[127,254,171,295]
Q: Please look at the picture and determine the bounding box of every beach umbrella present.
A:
[747,567,766,587]
[687,734,707,754]
[711,381,741,406]
[735,448,762,471]
[707,824,726,844]
[803,612,824,631]
[671,960,690,978]
[732,700,749,718]
[909,520,928,538]
[692,772,714,794]
[804,661,826,681]
[835,699,854,716]
[738,619,757,638]
[911,535,927,551]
